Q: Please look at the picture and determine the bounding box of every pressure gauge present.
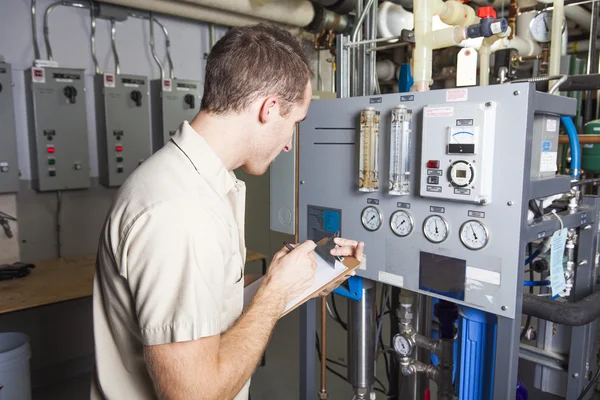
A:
[460,220,490,250]
[529,11,566,43]
[423,215,449,243]
[361,206,383,231]
[393,334,413,356]
[390,210,414,237]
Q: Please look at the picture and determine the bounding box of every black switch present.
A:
[184,94,195,109]
[48,170,56,177]
[116,157,123,163]
[63,86,78,104]
[130,90,142,107]
[427,176,439,185]
[117,167,124,173]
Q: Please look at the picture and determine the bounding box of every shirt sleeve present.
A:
[120,201,228,346]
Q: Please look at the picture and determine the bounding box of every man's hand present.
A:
[263,240,317,305]
[313,237,365,298]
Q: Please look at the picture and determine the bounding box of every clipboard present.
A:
[243,238,362,317]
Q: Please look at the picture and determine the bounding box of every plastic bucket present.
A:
[0,333,31,400]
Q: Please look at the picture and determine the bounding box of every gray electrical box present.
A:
[151,78,201,152]
[95,73,152,187]
[25,67,90,192]
[0,61,19,193]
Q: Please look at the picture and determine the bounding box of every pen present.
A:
[283,241,295,252]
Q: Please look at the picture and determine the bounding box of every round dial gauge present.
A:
[390,210,414,237]
[361,206,383,232]
[529,11,566,43]
[393,335,412,356]
[460,220,489,250]
[423,215,449,243]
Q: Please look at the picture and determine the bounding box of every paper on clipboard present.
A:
[243,245,361,316]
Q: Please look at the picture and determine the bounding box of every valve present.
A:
[63,86,78,104]
[466,6,508,39]
[130,90,142,107]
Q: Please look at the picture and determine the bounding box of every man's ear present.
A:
[259,96,279,124]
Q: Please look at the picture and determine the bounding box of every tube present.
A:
[319,297,327,399]
[561,115,581,178]
[479,27,511,86]
[44,1,90,61]
[110,19,120,75]
[564,5,592,30]
[90,4,100,73]
[431,26,467,49]
[412,0,434,91]
[433,0,479,27]
[522,290,600,326]
[548,0,564,79]
[523,280,551,286]
[31,0,41,61]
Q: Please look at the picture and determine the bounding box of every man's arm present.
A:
[143,240,317,400]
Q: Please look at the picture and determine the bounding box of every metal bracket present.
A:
[333,276,363,301]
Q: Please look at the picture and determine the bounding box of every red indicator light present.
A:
[47,147,55,154]
[427,160,439,169]
[116,146,123,152]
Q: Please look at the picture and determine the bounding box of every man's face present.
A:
[243,81,312,176]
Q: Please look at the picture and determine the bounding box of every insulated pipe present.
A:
[522,290,600,326]
[44,1,90,61]
[479,27,511,86]
[173,0,315,27]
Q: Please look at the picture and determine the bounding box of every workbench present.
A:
[0,250,268,315]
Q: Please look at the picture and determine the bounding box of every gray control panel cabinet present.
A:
[151,78,202,152]
[0,62,19,193]
[95,73,152,187]
[299,84,575,320]
[25,67,90,192]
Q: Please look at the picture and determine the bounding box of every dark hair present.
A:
[200,23,313,116]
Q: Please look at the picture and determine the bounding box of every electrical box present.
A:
[530,114,560,180]
[151,78,201,152]
[95,73,152,187]
[0,61,19,193]
[25,67,90,192]
[419,102,497,205]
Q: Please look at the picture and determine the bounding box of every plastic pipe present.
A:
[412,0,433,91]
[432,0,479,27]
[431,26,467,49]
[479,27,511,86]
[561,116,581,178]
[568,40,600,53]
[377,1,414,38]
[523,280,551,287]
[548,0,564,78]
[564,5,592,31]
[171,0,315,27]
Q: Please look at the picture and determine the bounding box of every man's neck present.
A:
[189,112,246,171]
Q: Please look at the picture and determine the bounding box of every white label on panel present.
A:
[446,88,468,102]
[378,271,404,287]
[425,107,454,118]
[104,73,115,88]
[32,67,45,84]
[546,118,558,132]
[540,152,558,172]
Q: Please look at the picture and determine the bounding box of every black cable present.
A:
[330,294,348,330]
[375,377,388,394]
[521,244,535,340]
[575,365,600,400]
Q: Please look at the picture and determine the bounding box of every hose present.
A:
[522,290,600,326]
[561,116,581,179]
[523,280,550,287]
[524,249,540,265]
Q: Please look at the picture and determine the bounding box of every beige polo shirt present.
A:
[91,121,250,399]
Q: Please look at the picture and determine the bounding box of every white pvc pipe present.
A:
[376,59,397,80]
[564,6,592,31]
[479,27,511,86]
[377,1,413,38]
[568,40,600,53]
[412,0,434,91]
[433,0,478,27]
[549,0,563,78]
[431,26,467,49]
[175,0,315,27]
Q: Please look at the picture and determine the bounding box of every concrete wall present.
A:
[0,0,334,390]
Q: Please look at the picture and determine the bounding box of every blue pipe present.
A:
[524,250,540,265]
[523,280,551,287]
[560,116,580,178]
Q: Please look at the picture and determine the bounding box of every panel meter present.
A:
[151,78,202,152]
[25,67,90,191]
[358,107,380,192]
[420,102,497,204]
[361,206,382,231]
[459,220,489,250]
[389,105,412,196]
[423,215,449,243]
[95,73,152,187]
[0,61,19,194]
[390,210,413,237]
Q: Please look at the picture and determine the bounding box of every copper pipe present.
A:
[319,297,328,399]
[508,0,518,40]
[559,134,600,144]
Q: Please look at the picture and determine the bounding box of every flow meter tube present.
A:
[359,107,380,192]
[389,105,412,196]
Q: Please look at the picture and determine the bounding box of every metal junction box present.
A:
[25,67,90,192]
[151,78,202,152]
[0,61,19,193]
[95,73,152,187]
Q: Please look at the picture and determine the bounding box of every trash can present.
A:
[0,333,31,400]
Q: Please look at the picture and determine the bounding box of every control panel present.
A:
[419,102,497,205]
[0,61,19,193]
[95,73,152,187]
[298,84,576,319]
[25,67,90,191]
[151,78,202,152]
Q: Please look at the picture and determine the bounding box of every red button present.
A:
[47,147,55,154]
[427,160,439,169]
[116,146,123,152]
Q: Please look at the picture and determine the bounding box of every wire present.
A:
[575,365,600,400]
[330,294,348,330]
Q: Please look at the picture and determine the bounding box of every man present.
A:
[91,23,364,399]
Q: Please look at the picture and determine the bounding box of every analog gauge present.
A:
[460,220,489,250]
[390,210,414,237]
[423,215,449,243]
[361,206,383,232]
[529,11,566,43]
[393,335,413,356]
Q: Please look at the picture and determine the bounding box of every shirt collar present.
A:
[171,121,237,198]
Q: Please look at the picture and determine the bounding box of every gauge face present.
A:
[361,206,383,232]
[460,220,489,250]
[393,335,412,356]
[529,11,565,43]
[390,210,414,237]
[423,215,449,243]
